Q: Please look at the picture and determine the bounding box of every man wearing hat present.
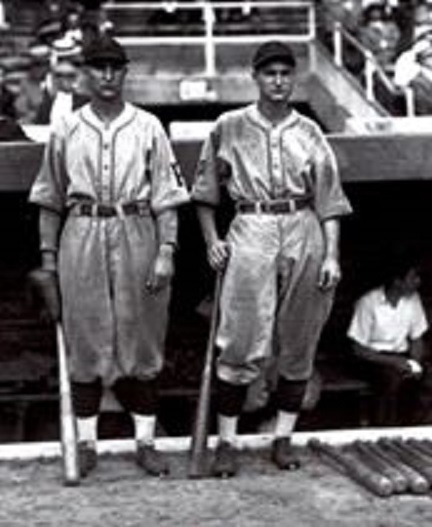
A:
[29,36,189,478]
[192,40,352,476]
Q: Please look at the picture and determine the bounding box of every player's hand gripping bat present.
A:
[188,272,223,478]
[28,269,80,486]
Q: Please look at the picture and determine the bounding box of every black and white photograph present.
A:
[1,0,432,525]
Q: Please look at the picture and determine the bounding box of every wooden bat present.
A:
[349,441,407,493]
[378,438,432,487]
[371,440,429,494]
[309,439,394,497]
[56,323,80,486]
[188,272,223,479]
[407,439,432,461]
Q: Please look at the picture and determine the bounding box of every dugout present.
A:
[0,133,431,440]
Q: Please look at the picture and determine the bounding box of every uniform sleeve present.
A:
[28,123,68,214]
[149,120,189,214]
[191,121,228,206]
[409,293,429,340]
[311,126,352,221]
[347,295,373,347]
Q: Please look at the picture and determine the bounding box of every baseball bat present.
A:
[56,323,80,486]
[371,440,429,494]
[407,439,432,460]
[309,439,394,497]
[349,441,407,493]
[378,438,432,486]
[188,272,223,478]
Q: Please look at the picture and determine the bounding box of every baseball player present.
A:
[192,41,352,477]
[29,35,189,478]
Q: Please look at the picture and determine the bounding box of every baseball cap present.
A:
[83,36,129,67]
[252,41,296,70]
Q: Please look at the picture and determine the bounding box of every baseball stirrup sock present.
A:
[275,377,307,413]
[217,379,248,417]
[71,379,103,417]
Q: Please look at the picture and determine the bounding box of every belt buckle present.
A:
[98,204,115,217]
[255,202,263,214]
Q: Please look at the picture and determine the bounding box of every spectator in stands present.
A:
[359,3,401,74]
[15,46,51,124]
[411,0,432,40]
[347,253,429,426]
[0,63,17,119]
[393,30,432,113]
[35,58,88,125]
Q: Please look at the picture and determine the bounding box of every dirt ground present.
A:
[0,447,431,527]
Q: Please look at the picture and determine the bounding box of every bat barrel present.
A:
[309,439,394,497]
[56,324,80,486]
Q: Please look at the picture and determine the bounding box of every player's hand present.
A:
[207,240,230,272]
[318,257,341,290]
[405,359,423,379]
[146,245,175,294]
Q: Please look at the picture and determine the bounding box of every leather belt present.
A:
[71,202,150,218]
[236,197,311,214]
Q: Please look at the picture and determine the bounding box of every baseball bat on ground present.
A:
[308,439,394,497]
[371,440,429,495]
[349,441,407,493]
[188,272,223,479]
[378,438,432,487]
[406,439,432,461]
[56,323,80,486]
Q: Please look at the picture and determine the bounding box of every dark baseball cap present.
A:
[252,41,296,70]
[83,36,129,67]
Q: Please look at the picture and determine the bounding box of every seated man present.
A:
[347,255,429,426]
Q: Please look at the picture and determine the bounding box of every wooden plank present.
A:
[1,426,432,460]
[2,134,432,193]
[329,134,432,183]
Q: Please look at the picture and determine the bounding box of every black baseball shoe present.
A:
[271,437,301,470]
[136,443,170,477]
[212,441,238,478]
[78,441,97,478]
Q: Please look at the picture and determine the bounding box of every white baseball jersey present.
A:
[30,103,189,384]
[193,104,351,384]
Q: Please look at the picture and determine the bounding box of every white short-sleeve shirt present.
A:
[347,287,428,353]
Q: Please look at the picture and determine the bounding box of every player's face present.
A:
[254,61,295,104]
[86,62,126,101]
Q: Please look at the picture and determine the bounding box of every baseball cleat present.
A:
[136,443,170,477]
[271,437,301,470]
[212,441,238,478]
[78,441,97,478]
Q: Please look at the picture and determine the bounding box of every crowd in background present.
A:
[321,0,432,114]
[0,0,106,130]
[2,0,432,126]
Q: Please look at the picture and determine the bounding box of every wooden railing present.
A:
[102,1,316,76]
[330,20,414,117]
